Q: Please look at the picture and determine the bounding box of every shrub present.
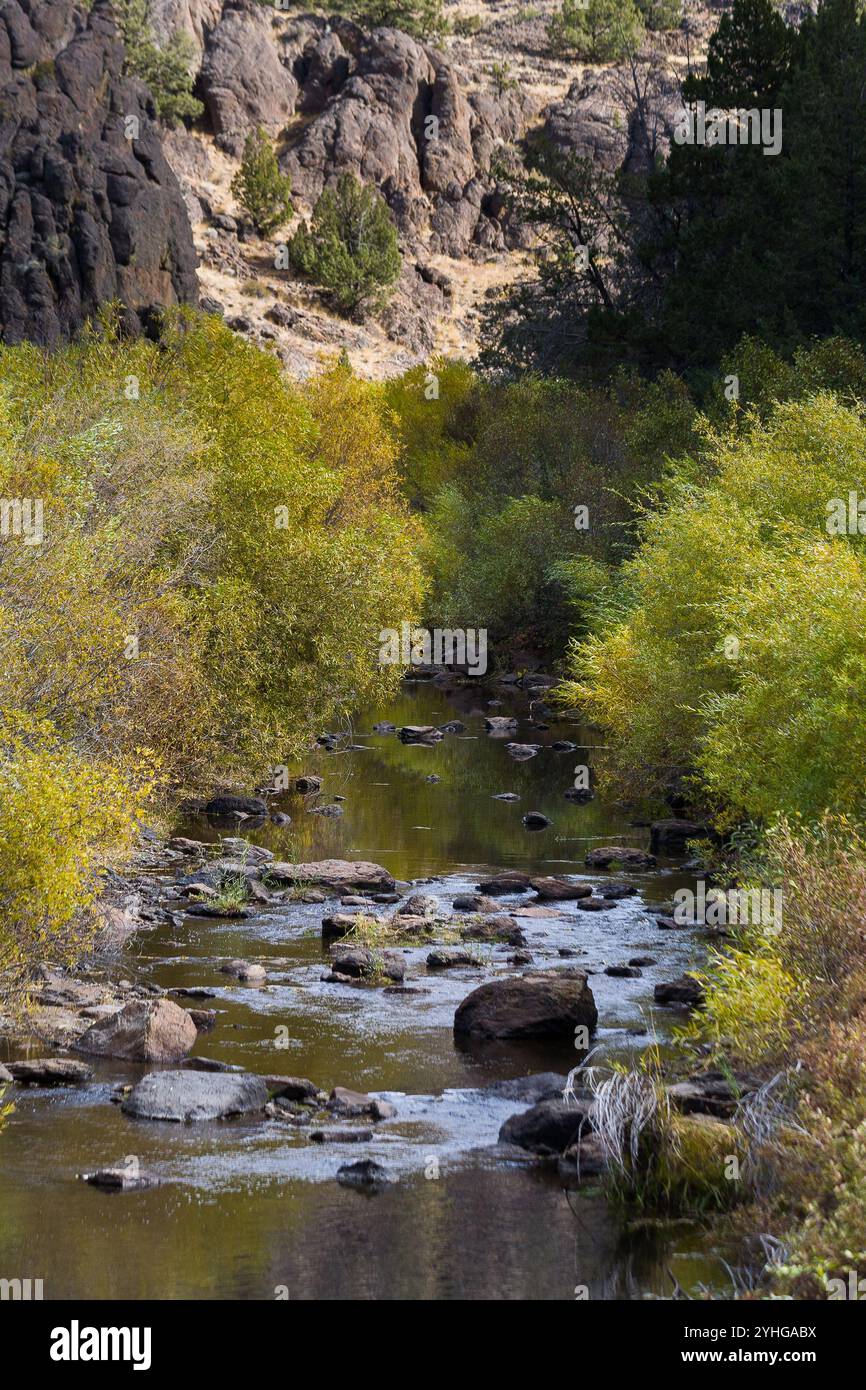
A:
[546,0,645,60]
[231,128,293,236]
[635,0,681,29]
[289,174,401,317]
[332,0,449,39]
[116,0,203,126]
[0,713,151,984]
[563,390,866,818]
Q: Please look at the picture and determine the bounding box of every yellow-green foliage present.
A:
[565,390,866,818]
[0,712,151,980]
[693,944,799,1062]
[0,311,425,981]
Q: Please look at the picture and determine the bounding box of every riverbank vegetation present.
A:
[0,311,423,984]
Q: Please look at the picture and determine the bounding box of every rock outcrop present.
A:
[0,0,198,345]
[276,17,529,257]
[198,0,298,155]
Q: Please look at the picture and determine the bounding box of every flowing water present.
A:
[0,684,746,1300]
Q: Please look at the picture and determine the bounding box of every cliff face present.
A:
[0,0,714,369]
[0,0,198,345]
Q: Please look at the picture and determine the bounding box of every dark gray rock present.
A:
[475,872,532,896]
[499,1097,594,1155]
[0,0,198,346]
[199,0,298,155]
[454,971,597,1040]
[204,794,268,817]
[585,846,657,870]
[530,877,592,901]
[482,1072,568,1104]
[337,1158,389,1187]
[122,1069,269,1121]
[649,819,707,855]
[654,975,705,1009]
[6,1058,93,1085]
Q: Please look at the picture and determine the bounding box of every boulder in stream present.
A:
[337,1158,389,1188]
[204,794,268,817]
[6,1058,93,1085]
[654,975,705,1009]
[267,859,395,891]
[220,960,267,983]
[585,846,656,870]
[530,878,592,901]
[499,1097,594,1154]
[454,971,597,1040]
[484,716,518,735]
[475,872,532,895]
[122,1070,269,1122]
[649,819,707,855]
[75,999,197,1063]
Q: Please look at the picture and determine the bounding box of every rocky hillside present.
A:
[0,0,720,370]
[0,0,197,344]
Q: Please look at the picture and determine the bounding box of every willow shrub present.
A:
[563,391,866,820]
[0,713,152,983]
[0,311,425,979]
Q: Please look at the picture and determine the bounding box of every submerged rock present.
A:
[310,1127,373,1143]
[482,1073,568,1104]
[454,972,597,1040]
[122,1070,269,1122]
[558,1134,607,1185]
[81,1162,161,1191]
[508,743,541,761]
[485,716,518,735]
[295,775,323,793]
[75,999,196,1063]
[337,1158,389,1188]
[398,725,444,743]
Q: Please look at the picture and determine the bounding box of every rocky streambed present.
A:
[0,685,749,1300]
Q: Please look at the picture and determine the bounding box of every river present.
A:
[0,683,746,1300]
